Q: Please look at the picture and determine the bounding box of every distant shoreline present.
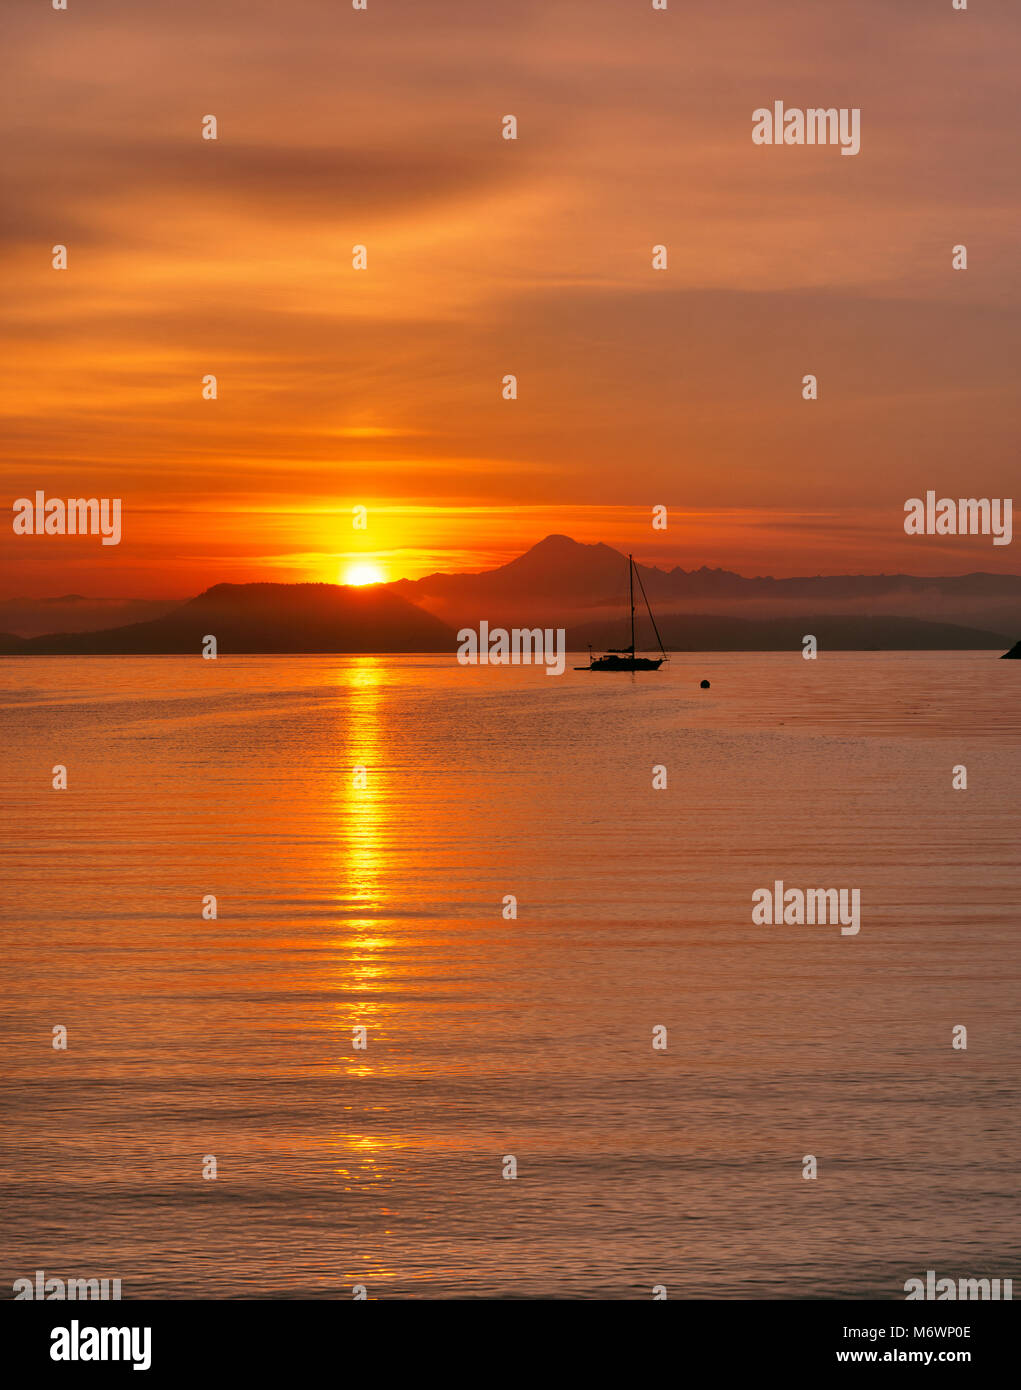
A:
[0,647,1010,658]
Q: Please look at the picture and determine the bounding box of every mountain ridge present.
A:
[0,582,455,655]
[1,536,1018,653]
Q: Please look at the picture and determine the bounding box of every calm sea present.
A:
[1,653,1018,1299]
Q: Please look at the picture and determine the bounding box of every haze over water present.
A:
[2,653,1018,1299]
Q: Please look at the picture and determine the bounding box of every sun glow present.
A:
[342,561,386,587]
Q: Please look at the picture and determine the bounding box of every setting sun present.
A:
[342,561,386,587]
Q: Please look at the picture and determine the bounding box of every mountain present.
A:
[392,534,627,608]
[0,583,455,655]
[2,538,1019,654]
[389,534,1021,635]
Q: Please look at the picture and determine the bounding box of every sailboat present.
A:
[577,553,668,671]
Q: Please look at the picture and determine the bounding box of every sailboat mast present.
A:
[629,554,635,655]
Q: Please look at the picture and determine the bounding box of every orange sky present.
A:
[3,0,1019,596]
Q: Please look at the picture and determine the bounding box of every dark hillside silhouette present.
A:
[0,583,455,654]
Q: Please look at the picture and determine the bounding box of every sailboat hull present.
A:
[584,655,664,671]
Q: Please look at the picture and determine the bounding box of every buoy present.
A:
[700,679,710,689]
